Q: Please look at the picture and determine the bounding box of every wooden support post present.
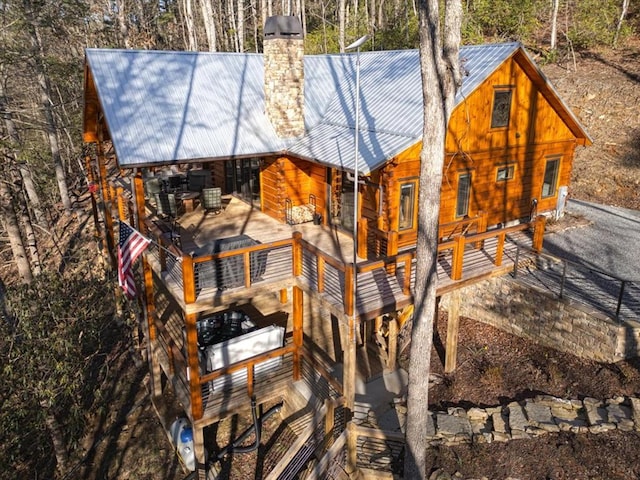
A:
[324,398,335,440]
[451,235,466,280]
[116,186,126,221]
[292,286,303,381]
[533,215,546,252]
[346,421,358,475]
[343,314,356,414]
[193,425,206,478]
[357,217,368,259]
[444,290,461,374]
[182,255,196,304]
[96,142,116,267]
[495,232,506,266]
[387,316,398,371]
[184,312,203,420]
[133,173,146,232]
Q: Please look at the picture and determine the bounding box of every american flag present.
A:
[117,222,151,298]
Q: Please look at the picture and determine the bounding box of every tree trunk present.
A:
[550,0,559,50]
[404,0,460,477]
[0,169,33,284]
[238,0,245,52]
[40,400,70,475]
[200,0,217,51]
[339,0,346,51]
[115,0,131,48]
[26,17,73,215]
[183,0,198,50]
[614,0,630,48]
[0,77,46,226]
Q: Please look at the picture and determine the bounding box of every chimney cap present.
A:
[264,15,303,39]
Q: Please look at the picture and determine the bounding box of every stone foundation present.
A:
[440,276,640,363]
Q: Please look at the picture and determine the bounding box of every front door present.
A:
[329,170,356,232]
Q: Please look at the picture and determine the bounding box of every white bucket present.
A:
[170,418,197,471]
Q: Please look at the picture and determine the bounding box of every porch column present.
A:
[185,312,203,420]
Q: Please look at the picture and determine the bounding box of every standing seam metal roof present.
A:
[85,42,584,173]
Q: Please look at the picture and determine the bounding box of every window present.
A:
[496,165,515,182]
[456,173,471,217]
[399,181,417,231]
[542,157,560,198]
[491,89,513,128]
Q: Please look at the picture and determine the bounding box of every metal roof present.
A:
[85,42,586,173]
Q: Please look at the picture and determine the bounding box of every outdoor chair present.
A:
[200,187,222,214]
[144,177,161,201]
[155,192,184,247]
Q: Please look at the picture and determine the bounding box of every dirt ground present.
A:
[75,44,640,480]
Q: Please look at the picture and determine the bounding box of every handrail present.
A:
[514,246,639,321]
[199,344,296,384]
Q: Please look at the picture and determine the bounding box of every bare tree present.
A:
[550,0,559,50]
[0,168,33,284]
[614,0,630,48]
[404,0,461,477]
[24,2,73,215]
[339,0,346,51]
[200,0,218,51]
[238,0,245,52]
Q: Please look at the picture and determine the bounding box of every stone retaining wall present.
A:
[393,395,640,447]
[440,276,640,362]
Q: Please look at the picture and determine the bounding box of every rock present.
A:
[429,469,452,480]
[524,400,559,432]
[629,397,640,431]
[507,402,528,431]
[467,407,488,421]
[584,403,609,426]
[436,413,472,438]
[491,410,508,433]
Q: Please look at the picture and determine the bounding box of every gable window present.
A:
[399,180,417,231]
[496,165,515,182]
[491,88,513,128]
[542,157,560,198]
[456,172,471,217]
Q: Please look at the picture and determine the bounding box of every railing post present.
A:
[451,235,465,280]
[292,231,303,277]
[474,210,488,249]
[532,215,547,252]
[292,286,303,380]
[495,232,506,266]
[344,265,354,316]
[402,256,412,295]
[616,280,626,321]
[317,256,325,293]
[386,230,399,275]
[357,217,368,259]
[243,251,251,288]
[182,254,196,304]
[559,260,568,299]
[184,312,203,420]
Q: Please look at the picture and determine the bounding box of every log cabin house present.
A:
[83,16,590,478]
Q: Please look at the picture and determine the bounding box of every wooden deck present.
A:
[144,195,539,320]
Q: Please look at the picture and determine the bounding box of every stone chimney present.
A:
[263,16,305,138]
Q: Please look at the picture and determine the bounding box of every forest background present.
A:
[0,0,637,478]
